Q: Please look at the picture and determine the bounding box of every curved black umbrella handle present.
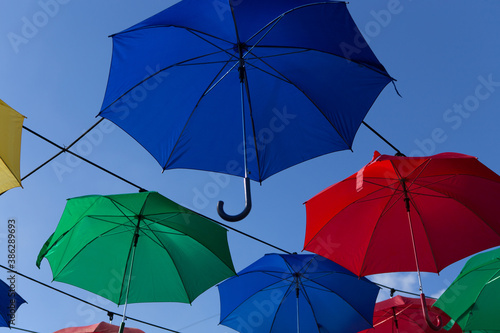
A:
[420,293,443,331]
[217,177,252,222]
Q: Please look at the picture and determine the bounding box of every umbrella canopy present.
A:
[218,253,380,333]
[0,98,25,194]
[433,247,500,332]
[358,295,462,333]
[54,321,144,333]
[98,0,394,221]
[37,191,236,331]
[0,278,26,327]
[303,151,500,330]
[304,151,500,276]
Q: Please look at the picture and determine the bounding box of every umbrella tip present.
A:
[139,188,147,192]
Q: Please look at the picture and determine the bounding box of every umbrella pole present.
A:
[392,307,399,333]
[402,182,443,331]
[119,221,141,333]
[294,273,300,333]
[217,45,252,222]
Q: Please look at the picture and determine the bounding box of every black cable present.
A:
[0,265,180,333]
[18,118,426,326]
[22,125,145,191]
[21,123,291,253]
[213,219,292,255]
[10,327,39,333]
[373,281,436,299]
[21,120,103,181]
[362,121,405,156]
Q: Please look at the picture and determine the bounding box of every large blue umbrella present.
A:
[0,278,26,327]
[98,0,394,221]
[217,253,380,333]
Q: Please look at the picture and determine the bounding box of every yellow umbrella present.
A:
[0,99,25,193]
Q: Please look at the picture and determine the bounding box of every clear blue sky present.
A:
[1,1,500,332]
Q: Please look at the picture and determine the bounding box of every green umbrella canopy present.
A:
[434,247,500,332]
[37,191,236,305]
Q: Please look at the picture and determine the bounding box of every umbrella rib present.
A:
[358,178,405,275]
[100,49,228,113]
[113,24,233,45]
[118,3,391,78]
[162,58,234,170]
[300,272,376,329]
[0,156,21,185]
[391,158,443,273]
[268,282,296,333]
[247,51,353,149]
[174,48,323,70]
[303,179,400,251]
[360,161,432,273]
[249,45,392,78]
[133,220,193,303]
[138,214,236,303]
[358,173,477,204]
[185,29,238,62]
[242,2,393,79]
[219,277,293,323]
[243,51,307,84]
[295,282,322,333]
[372,304,415,327]
[115,194,151,305]
[49,223,130,286]
[173,48,309,68]
[460,267,500,329]
[408,182,500,271]
[39,196,138,261]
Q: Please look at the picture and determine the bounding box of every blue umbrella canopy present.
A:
[98,0,394,220]
[0,278,26,327]
[218,253,380,333]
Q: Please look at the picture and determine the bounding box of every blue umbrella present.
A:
[0,278,26,327]
[98,0,394,221]
[218,253,380,333]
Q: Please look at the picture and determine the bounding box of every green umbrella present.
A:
[433,247,500,332]
[37,191,236,332]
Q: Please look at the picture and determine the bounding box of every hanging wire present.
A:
[21,124,146,191]
[14,116,425,330]
[362,121,405,156]
[0,265,180,333]
[10,327,40,333]
[21,122,292,253]
[21,119,102,180]
[373,281,437,299]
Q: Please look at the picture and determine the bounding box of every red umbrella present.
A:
[54,321,144,333]
[358,295,462,333]
[304,151,500,330]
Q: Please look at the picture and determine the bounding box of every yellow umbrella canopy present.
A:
[0,99,25,193]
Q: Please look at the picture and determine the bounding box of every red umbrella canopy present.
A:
[53,322,144,333]
[358,295,462,333]
[304,151,500,276]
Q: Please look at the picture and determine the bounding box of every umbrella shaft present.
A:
[294,277,300,333]
[121,223,141,328]
[239,69,248,177]
[406,209,424,292]
[402,181,424,292]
